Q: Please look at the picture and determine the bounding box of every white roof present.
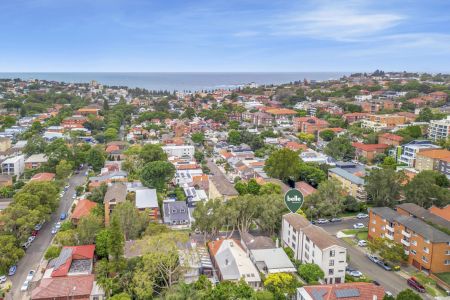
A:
[135,188,158,209]
[250,248,296,273]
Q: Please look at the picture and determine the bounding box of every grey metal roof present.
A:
[135,188,158,209]
[396,203,450,230]
[250,248,296,271]
[49,247,73,270]
[163,201,190,224]
[329,167,365,185]
[371,207,450,243]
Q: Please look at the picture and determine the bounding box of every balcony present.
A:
[386,234,394,240]
[404,250,409,255]
[401,239,410,247]
[402,230,411,238]
[386,224,394,232]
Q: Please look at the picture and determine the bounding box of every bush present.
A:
[45,245,61,260]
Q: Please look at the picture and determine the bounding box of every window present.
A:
[422,256,428,263]
[305,244,310,251]
[372,220,376,224]
[411,249,416,255]
[445,260,450,265]
[425,239,430,244]
[292,235,296,241]
[423,247,429,254]
[446,250,450,255]
[329,269,334,275]
[330,250,335,257]
[306,236,310,243]
[411,240,417,246]
[329,260,334,266]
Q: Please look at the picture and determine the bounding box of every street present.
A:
[7,168,87,299]
[317,218,431,299]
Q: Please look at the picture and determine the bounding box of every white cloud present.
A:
[271,1,406,41]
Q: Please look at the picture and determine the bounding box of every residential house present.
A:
[135,188,159,221]
[282,213,347,284]
[88,170,128,190]
[0,137,12,152]
[295,181,317,197]
[415,149,450,176]
[25,153,48,169]
[162,200,190,228]
[428,116,450,142]
[368,206,450,274]
[77,106,101,116]
[378,133,404,147]
[1,155,25,176]
[352,142,389,162]
[342,113,369,124]
[208,239,262,288]
[71,199,97,225]
[297,282,385,300]
[103,183,128,225]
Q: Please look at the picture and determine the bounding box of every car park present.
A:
[316,219,329,224]
[8,265,16,276]
[0,275,6,284]
[353,223,365,229]
[357,213,369,219]
[407,277,425,293]
[357,240,367,247]
[20,280,29,292]
[376,260,392,271]
[26,270,35,281]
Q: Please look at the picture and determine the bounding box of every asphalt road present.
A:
[318,218,431,299]
[8,168,87,299]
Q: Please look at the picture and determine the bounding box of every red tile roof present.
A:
[302,282,385,300]
[295,181,317,197]
[71,199,97,220]
[30,172,55,182]
[31,275,95,300]
[51,245,95,277]
[379,133,404,142]
[352,142,389,152]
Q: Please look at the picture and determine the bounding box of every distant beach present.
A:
[0,72,348,92]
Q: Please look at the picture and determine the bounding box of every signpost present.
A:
[284,188,304,213]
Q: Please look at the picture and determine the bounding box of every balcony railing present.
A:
[402,230,411,238]
[401,239,410,247]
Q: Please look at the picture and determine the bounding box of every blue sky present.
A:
[0,0,449,72]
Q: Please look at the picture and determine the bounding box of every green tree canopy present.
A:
[140,161,175,191]
[264,148,302,182]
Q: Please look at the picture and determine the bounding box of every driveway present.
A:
[7,168,87,299]
[318,218,432,299]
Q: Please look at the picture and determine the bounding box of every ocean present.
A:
[0,72,347,92]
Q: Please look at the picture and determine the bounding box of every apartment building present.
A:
[282,213,347,284]
[328,167,366,201]
[162,145,195,159]
[1,155,25,176]
[415,149,450,176]
[361,114,406,132]
[378,133,404,147]
[428,116,450,142]
[352,142,389,162]
[397,140,441,167]
[294,117,329,134]
[368,206,450,274]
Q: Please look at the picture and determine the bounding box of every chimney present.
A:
[275,238,279,248]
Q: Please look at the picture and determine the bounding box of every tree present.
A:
[0,235,25,274]
[298,263,325,284]
[108,215,124,262]
[228,120,240,130]
[55,159,73,179]
[343,195,360,212]
[396,289,421,300]
[140,161,175,191]
[298,163,326,187]
[104,128,119,142]
[139,144,167,163]
[23,136,47,156]
[45,245,61,260]
[208,280,254,300]
[298,133,315,143]
[87,147,106,172]
[368,237,408,264]
[45,138,73,168]
[259,182,282,195]
[324,136,355,161]
[264,272,300,299]
[404,170,450,208]
[110,293,131,300]
[95,229,110,259]
[381,156,397,169]
[365,169,405,207]
[227,130,241,145]
[111,201,148,240]
[191,132,205,144]
[264,148,302,182]
[304,179,345,218]
[319,129,335,141]
[77,214,103,244]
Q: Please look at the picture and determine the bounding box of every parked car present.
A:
[60,213,67,220]
[372,280,380,286]
[357,213,369,219]
[55,222,62,229]
[51,227,58,235]
[353,223,365,229]
[27,236,35,243]
[316,219,329,224]
[377,260,392,271]
[407,277,425,293]
[330,217,342,222]
[358,240,367,247]
[26,270,35,281]
[20,280,29,292]
[31,230,38,237]
[34,223,43,231]
[346,267,362,278]
[22,240,32,250]
[367,254,380,264]
[8,265,17,276]
[385,291,393,297]
[0,275,6,284]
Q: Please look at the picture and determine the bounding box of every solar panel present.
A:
[335,289,360,298]
[311,289,327,300]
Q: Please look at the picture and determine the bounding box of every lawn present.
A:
[436,272,450,285]
[355,231,368,241]
[342,229,368,241]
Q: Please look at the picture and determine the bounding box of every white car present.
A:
[349,270,363,277]
[317,219,329,224]
[26,270,35,281]
[385,291,393,297]
[357,213,369,219]
[358,240,368,247]
[55,222,62,229]
[353,223,365,229]
[27,236,35,243]
[0,275,6,284]
[20,280,29,292]
[51,227,58,234]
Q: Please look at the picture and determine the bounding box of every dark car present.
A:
[31,230,38,236]
[372,280,381,286]
[407,277,425,293]
[376,260,392,271]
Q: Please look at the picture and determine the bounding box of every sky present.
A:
[0,0,449,72]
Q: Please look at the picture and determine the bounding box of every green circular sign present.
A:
[284,189,304,213]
